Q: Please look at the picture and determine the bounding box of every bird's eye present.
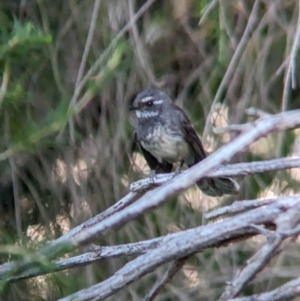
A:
[147,101,153,107]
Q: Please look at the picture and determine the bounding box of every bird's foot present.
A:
[173,166,181,178]
[173,160,184,178]
[149,170,157,184]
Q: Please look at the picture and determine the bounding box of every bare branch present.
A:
[218,235,283,301]
[247,224,273,238]
[8,238,162,281]
[219,202,300,300]
[142,257,189,301]
[0,191,142,279]
[213,124,251,133]
[130,157,300,192]
[198,0,218,26]
[58,197,300,301]
[206,196,287,220]
[278,224,300,237]
[227,276,300,301]
[5,197,300,287]
[245,107,272,118]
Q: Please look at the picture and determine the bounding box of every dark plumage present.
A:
[130,88,239,197]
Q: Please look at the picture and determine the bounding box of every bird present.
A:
[129,88,240,197]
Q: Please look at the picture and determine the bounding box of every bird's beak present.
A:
[129,104,138,111]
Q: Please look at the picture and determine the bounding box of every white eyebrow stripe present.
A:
[141,96,154,102]
[153,99,163,104]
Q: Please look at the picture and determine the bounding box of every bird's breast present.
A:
[139,124,190,163]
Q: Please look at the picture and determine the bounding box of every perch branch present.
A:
[130,157,300,192]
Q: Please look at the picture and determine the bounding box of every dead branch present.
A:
[218,202,300,300]
[227,276,300,301]
[57,196,300,301]
[205,197,285,220]
[130,157,300,192]
[142,257,189,301]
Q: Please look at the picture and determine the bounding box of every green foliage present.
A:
[2,83,27,108]
[0,17,72,156]
[86,40,129,95]
[0,19,52,60]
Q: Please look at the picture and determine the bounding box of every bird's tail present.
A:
[187,149,239,197]
[196,177,240,197]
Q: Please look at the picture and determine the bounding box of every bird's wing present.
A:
[173,105,207,165]
[134,134,173,173]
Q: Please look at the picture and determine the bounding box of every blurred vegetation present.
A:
[0,0,300,300]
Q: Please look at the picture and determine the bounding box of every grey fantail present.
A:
[129,88,239,197]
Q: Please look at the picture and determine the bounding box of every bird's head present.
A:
[129,89,172,119]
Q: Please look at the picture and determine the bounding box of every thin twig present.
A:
[218,235,283,300]
[202,0,260,141]
[281,0,300,111]
[0,59,10,107]
[4,110,22,240]
[128,0,156,84]
[7,237,163,281]
[198,0,218,26]
[227,276,300,301]
[245,107,272,118]
[142,257,189,301]
[213,124,251,133]
[9,158,22,240]
[277,0,300,157]
[72,0,158,109]
[69,0,102,142]
[205,196,294,220]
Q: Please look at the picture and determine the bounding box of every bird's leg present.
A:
[149,169,157,184]
[173,160,184,177]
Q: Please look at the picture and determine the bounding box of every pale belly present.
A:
[140,126,190,163]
